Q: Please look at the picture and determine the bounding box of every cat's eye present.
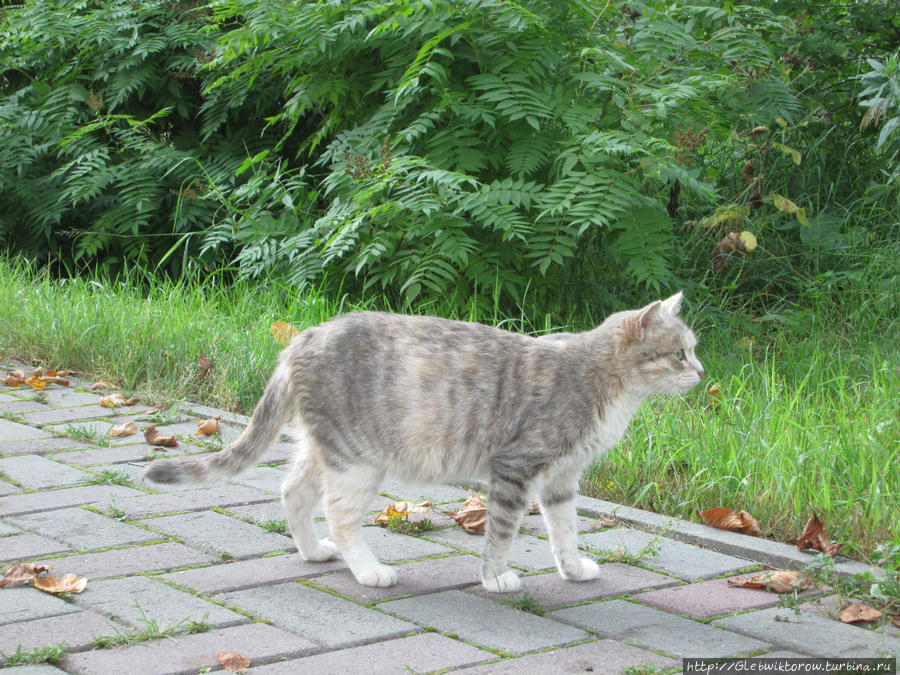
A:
[673,349,685,361]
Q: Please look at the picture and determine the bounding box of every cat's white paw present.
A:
[355,564,398,587]
[560,557,601,581]
[481,569,522,593]
[303,537,340,562]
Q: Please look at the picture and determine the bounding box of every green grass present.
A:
[0,255,896,558]
[90,614,210,649]
[0,642,67,666]
[85,469,135,486]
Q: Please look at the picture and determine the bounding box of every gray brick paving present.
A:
[44,542,216,579]
[60,623,320,675]
[180,402,251,427]
[0,586,80,625]
[0,610,121,663]
[1,393,895,671]
[714,606,900,658]
[71,576,248,630]
[140,510,294,559]
[161,552,344,594]
[110,484,270,517]
[219,582,417,649]
[0,455,91,489]
[453,638,679,674]
[313,553,483,603]
[0,484,143,517]
[580,526,754,580]
[44,418,153,446]
[0,666,66,675]
[20,404,115,426]
[10,507,159,550]
[0,417,53,440]
[250,632,494,674]
[466,561,679,609]
[381,589,590,655]
[426,526,558,570]
[548,598,773,658]
[0,533,71,561]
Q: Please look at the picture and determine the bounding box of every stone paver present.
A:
[0,610,121,663]
[1,388,896,672]
[314,554,483,603]
[454,638,679,674]
[0,455,91,490]
[0,533,70,562]
[46,542,216,579]
[140,510,293,559]
[381,590,590,655]
[10,507,158,550]
[0,417,53,440]
[110,484,270,518]
[219,582,416,649]
[549,598,773,657]
[0,586,80,625]
[71,576,248,630]
[715,606,900,658]
[580,526,754,580]
[251,632,494,674]
[427,527,558,571]
[0,485,143,517]
[60,623,319,675]
[162,552,344,594]
[638,572,820,619]
[466,562,679,609]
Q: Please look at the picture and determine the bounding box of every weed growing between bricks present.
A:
[0,643,67,667]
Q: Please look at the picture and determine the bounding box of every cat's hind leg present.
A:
[322,464,397,587]
[281,451,339,562]
[481,474,529,593]
[538,466,600,582]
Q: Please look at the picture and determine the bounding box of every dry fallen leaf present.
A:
[91,381,111,391]
[373,500,432,525]
[193,416,221,437]
[27,376,46,391]
[217,651,251,673]
[39,375,70,386]
[33,572,87,594]
[446,494,487,534]
[0,562,53,588]
[698,507,761,536]
[144,426,178,447]
[796,512,843,557]
[727,569,812,594]
[99,393,140,408]
[839,602,882,624]
[197,353,213,382]
[3,372,26,386]
[108,422,138,438]
[270,321,300,345]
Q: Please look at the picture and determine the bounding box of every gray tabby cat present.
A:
[145,291,703,593]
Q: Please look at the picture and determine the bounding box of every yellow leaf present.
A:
[772,193,797,214]
[34,573,87,594]
[773,142,801,165]
[193,416,221,436]
[775,117,788,128]
[795,208,809,227]
[739,231,757,252]
[373,501,432,525]
[270,321,300,345]
[27,376,46,391]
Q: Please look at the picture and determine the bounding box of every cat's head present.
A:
[609,291,704,395]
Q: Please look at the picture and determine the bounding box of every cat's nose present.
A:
[696,366,705,380]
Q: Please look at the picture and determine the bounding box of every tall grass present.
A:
[0,255,896,556]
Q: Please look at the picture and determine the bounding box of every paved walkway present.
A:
[0,363,898,674]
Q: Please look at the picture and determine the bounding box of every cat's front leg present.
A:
[481,475,528,593]
[539,482,600,582]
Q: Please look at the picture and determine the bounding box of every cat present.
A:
[144,291,703,593]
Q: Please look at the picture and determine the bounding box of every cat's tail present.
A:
[143,360,293,486]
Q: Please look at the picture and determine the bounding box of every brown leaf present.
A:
[33,572,87,594]
[741,161,755,183]
[197,353,213,382]
[91,381,111,391]
[796,513,843,556]
[193,416,221,436]
[373,500,432,525]
[698,507,761,536]
[727,569,812,594]
[270,321,300,345]
[217,651,251,673]
[39,375,70,386]
[749,183,763,210]
[144,426,178,447]
[0,562,53,588]
[445,494,487,534]
[108,422,138,438]
[712,231,757,273]
[839,602,882,624]
[99,393,139,408]
[3,372,26,386]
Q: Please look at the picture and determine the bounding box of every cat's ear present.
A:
[628,300,662,342]
[660,291,683,315]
